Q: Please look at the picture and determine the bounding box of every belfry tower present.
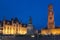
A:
[48,4,55,29]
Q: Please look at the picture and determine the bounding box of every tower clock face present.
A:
[50,17,52,20]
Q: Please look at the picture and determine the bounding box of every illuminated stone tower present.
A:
[48,4,55,29]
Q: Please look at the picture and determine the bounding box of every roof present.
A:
[42,26,60,29]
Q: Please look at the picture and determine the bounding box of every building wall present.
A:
[27,24,34,35]
[3,23,27,35]
[41,28,60,35]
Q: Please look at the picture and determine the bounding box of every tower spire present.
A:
[29,16,32,24]
[48,4,55,29]
[3,16,6,26]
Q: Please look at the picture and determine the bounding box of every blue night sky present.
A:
[0,0,60,30]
